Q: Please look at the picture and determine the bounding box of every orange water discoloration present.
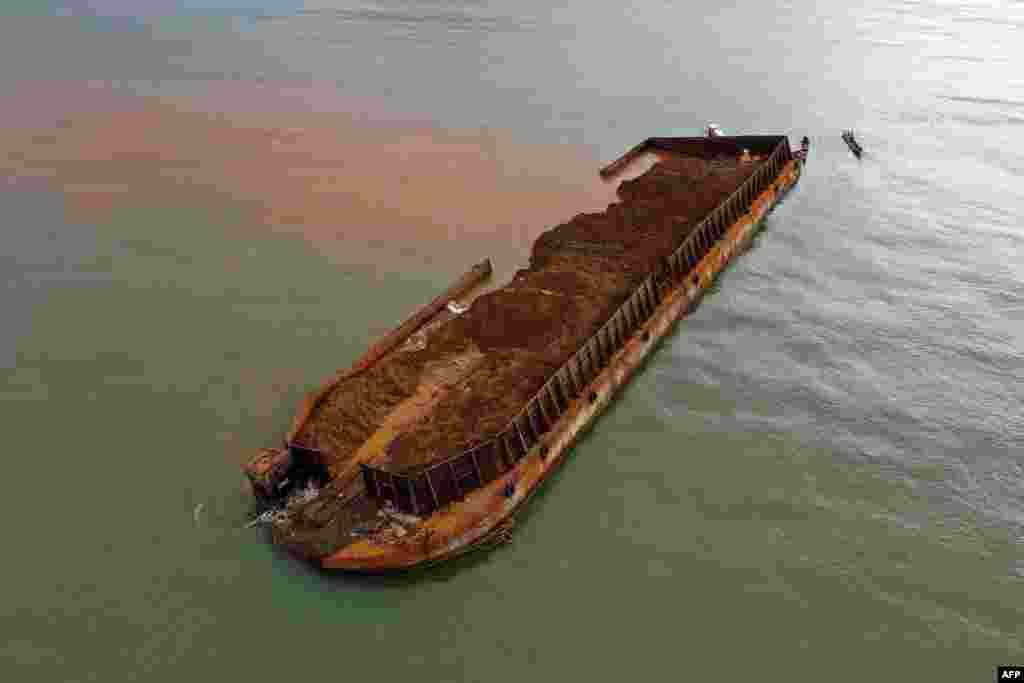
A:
[1,85,625,245]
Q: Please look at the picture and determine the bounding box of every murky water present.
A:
[1,1,1021,680]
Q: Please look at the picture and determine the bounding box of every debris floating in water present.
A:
[246,481,321,528]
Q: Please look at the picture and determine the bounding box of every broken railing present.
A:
[361,137,794,515]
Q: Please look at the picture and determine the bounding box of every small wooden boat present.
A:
[842,130,863,158]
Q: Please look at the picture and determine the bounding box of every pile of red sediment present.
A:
[299,153,755,472]
[532,155,756,276]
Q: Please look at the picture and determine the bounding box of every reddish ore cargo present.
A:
[244,134,806,571]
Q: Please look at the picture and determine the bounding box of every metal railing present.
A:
[362,138,793,515]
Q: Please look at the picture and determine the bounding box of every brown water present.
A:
[1,1,1021,680]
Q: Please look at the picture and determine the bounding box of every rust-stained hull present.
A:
[319,156,803,572]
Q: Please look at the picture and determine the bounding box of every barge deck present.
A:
[244,134,804,571]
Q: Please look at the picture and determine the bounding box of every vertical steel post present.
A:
[406,477,420,516]
[494,436,508,473]
[469,450,485,487]
[515,416,531,452]
[531,401,546,434]
[425,468,441,510]
[537,389,555,425]
[568,358,584,395]
[448,461,463,499]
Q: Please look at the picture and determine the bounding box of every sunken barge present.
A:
[244,133,805,572]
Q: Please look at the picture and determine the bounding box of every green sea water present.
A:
[1,1,1021,680]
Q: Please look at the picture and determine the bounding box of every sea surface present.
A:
[1,1,1021,680]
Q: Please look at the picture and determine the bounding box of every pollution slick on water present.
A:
[243,130,806,572]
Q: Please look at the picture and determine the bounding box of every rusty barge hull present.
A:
[247,135,804,572]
